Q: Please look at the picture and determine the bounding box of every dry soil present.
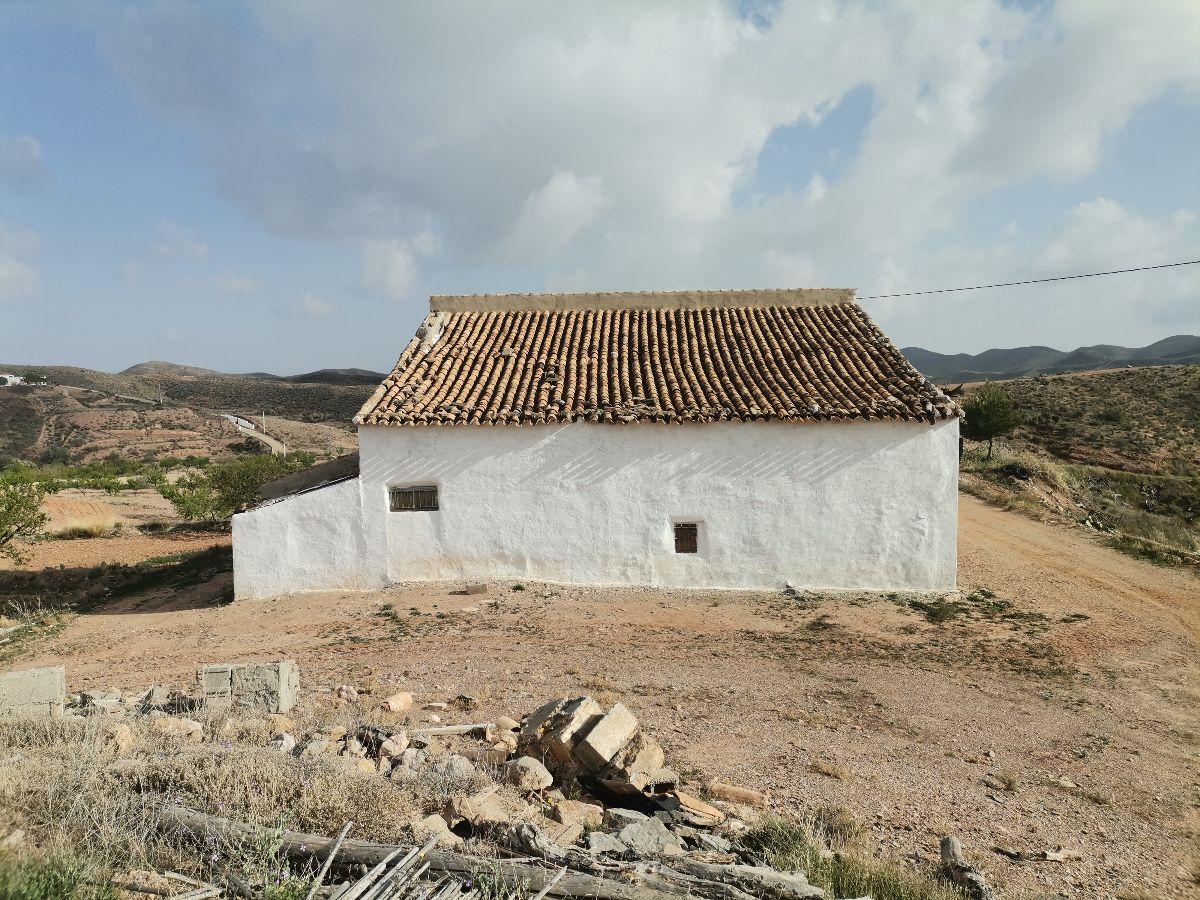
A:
[15,495,1200,899]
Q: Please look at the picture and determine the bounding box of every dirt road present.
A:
[18,495,1200,898]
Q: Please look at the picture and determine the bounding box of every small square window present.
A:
[674,522,698,554]
[389,485,438,512]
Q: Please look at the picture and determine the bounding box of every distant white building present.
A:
[233,289,961,599]
[0,373,26,387]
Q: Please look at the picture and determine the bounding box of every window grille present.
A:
[674,522,698,554]
[389,485,438,511]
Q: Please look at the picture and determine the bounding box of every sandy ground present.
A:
[13,495,1200,899]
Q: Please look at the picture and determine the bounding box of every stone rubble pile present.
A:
[2,661,838,897]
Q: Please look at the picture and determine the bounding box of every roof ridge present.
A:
[429,288,855,313]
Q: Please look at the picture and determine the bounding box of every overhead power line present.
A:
[860,258,1200,301]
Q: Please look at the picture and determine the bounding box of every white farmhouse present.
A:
[233,289,960,600]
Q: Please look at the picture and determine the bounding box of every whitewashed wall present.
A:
[234,419,958,599]
[232,476,383,600]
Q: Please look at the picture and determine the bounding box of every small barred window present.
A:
[389,485,438,512]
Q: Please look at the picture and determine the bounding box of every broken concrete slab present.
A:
[574,702,639,772]
[0,666,66,718]
[617,816,684,856]
[599,729,665,789]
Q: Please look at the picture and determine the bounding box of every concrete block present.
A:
[199,664,233,707]
[0,666,66,718]
[199,660,298,713]
[231,660,299,713]
[574,702,639,771]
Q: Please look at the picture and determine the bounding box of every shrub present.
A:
[1,480,46,563]
[740,817,964,900]
[156,453,317,520]
[0,853,117,900]
[961,382,1021,460]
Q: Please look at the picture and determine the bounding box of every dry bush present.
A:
[47,517,121,540]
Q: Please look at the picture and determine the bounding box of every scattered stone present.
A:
[336,685,359,702]
[296,735,330,758]
[444,787,512,829]
[552,799,604,829]
[454,694,480,710]
[428,714,441,724]
[494,821,566,859]
[381,691,413,713]
[502,756,554,791]
[379,734,409,758]
[412,813,463,848]
[430,754,477,782]
[1041,847,1083,862]
[520,696,604,776]
[129,685,172,712]
[151,717,203,743]
[604,808,649,829]
[0,665,66,718]
[424,702,450,712]
[98,723,135,757]
[398,748,427,769]
[463,583,488,595]
[618,816,684,856]
[707,781,768,808]
[587,831,628,855]
[496,715,520,732]
[269,732,297,753]
[268,713,295,734]
[671,790,725,827]
[329,725,348,742]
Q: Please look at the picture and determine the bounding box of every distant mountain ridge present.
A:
[117,361,386,385]
[903,335,1200,383]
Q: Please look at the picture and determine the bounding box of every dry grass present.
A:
[46,516,122,540]
[740,814,966,900]
[0,711,474,893]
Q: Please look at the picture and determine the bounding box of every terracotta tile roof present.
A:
[355,290,961,426]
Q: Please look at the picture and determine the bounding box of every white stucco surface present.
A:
[232,476,383,600]
[233,419,959,599]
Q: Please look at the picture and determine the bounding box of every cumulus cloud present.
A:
[155,220,208,258]
[1039,198,1196,271]
[0,135,49,190]
[499,171,610,260]
[0,224,39,300]
[362,233,439,300]
[95,1,1200,347]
